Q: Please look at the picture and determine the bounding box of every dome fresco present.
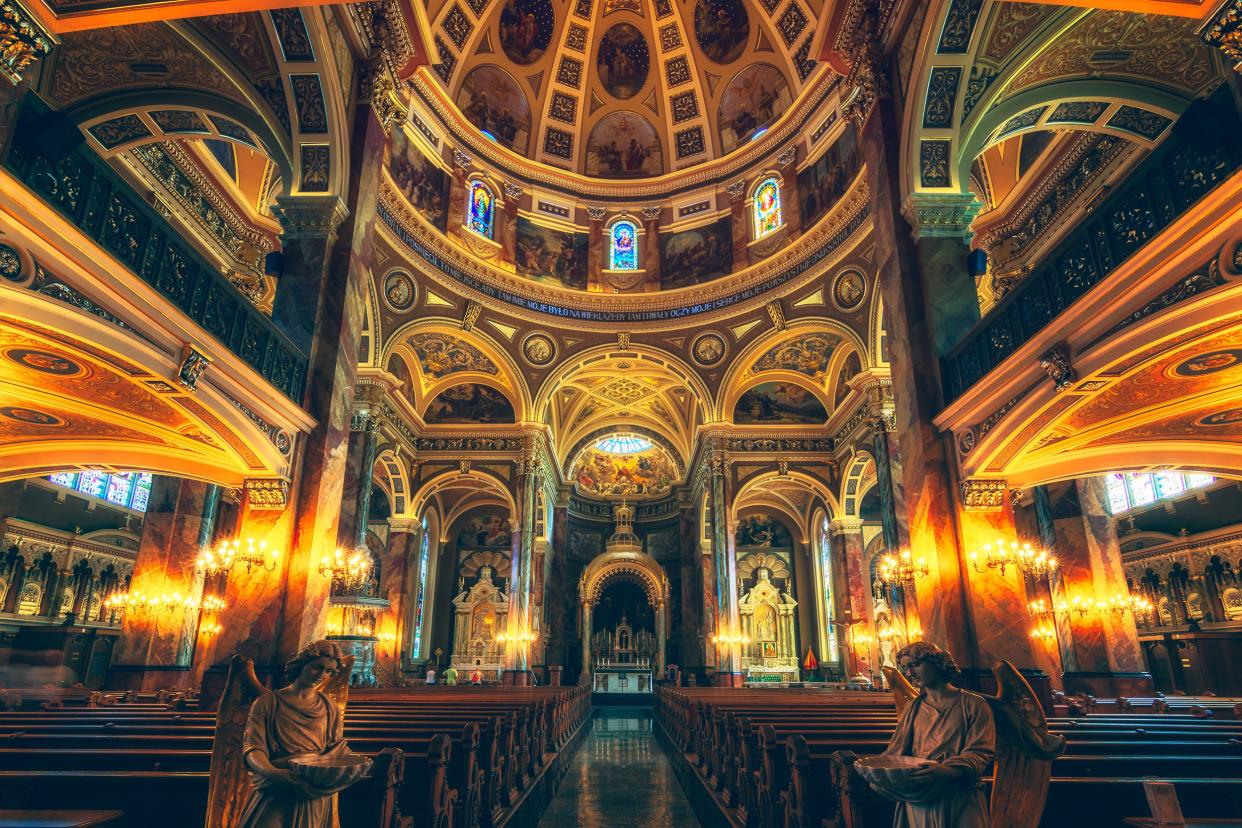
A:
[425,0,820,179]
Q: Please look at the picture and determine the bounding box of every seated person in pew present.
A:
[240,640,357,828]
[875,641,996,828]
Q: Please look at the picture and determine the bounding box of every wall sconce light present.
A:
[498,623,537,652]
[878,550,929,589]
[1029,623,1056,642]
[106,590,212,614]
[197,537,279,577]
[851,631,874,650]
[1027,598,1053,622]
[969,539,1057,579]
[319,547,374,589]
[199,620,223,637]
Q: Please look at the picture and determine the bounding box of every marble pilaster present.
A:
[587,213,605,291]
[642,213,661,292]
[109,477,213,691]
[727,183,749,271]
[374,520,415,685]
[337,420,380,549]
[678,504,703,670]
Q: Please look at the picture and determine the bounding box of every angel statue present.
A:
[856,642,1065,828]
[203,643,363,828]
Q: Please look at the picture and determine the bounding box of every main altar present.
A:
[588,614,655,694]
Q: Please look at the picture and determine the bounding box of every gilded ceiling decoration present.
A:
[750,331,841,381]
[408,331,500,381]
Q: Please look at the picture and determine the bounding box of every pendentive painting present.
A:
[718,63,792,154]
[515,217,589,288]
[499,0,554,64]
[693,0,749,65]
[424,383,516,424]
[659,219,733,288]
[752,332,841,382]
[597,23,650,99]
[586,112,663,178]
[457,512,514,548]
[387,129,449,230]
[456,65,532,152]
[798,122,861,227]
[733,381,828,424]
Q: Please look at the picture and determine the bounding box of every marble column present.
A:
[500,183,521,267]
[856,97,974,664]
[375,518,416,684]
[337,419,380,549]
[109,477,213,692]
[727,181,749,272]
[709,445,742,685]
[0,546,26,613]
[1037,479,1150,697]
[656,602,667,674]
[586,207,605,291]
[830,518,867,675]
[641,208,661,292]
[504,445,538,685]
[581,601,592,680]
[678,503,703,670]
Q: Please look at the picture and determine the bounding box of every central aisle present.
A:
[538,707,702,827]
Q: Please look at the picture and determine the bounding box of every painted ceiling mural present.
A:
[407,332,500,382]
[751,332,841,383]
[457,65,532,152]
[424,383,516,424]
[571,434,681,499]
[733,381,829,425]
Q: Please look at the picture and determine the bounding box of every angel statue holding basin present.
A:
[204,640,370,828]
[855,640,1066,828]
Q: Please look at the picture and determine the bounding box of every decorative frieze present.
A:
[0,0,56,85]
[244,478,290,510]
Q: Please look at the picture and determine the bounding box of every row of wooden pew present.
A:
[654,685,1242,827]
[0,683,590,828]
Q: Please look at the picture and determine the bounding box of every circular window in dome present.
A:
[499,0,554,65]
[694,0,750,65]
[597,23,650,99]
[595,434,654,454]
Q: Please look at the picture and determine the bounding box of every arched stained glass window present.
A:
[609,220,638,270]
[47,471,153,512]
[819,516,838,663]
[753,177,782,239]
[1105,471,1214,514]
[411,514,432,659]
[466,180,495,239]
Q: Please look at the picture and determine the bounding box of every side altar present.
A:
[449,564,508,680]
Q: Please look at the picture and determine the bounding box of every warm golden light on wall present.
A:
[106,590,224,614]
[1029,623,1056,642]
[319,546,374,589]
[199,620,223,637]
[1027,598,1053,621]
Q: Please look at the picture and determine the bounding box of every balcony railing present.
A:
[4,96,306,402]
[941,96,1242,404]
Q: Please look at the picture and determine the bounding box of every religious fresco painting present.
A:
[387,128,449,230]
[456,512,514,548]
[568,527,604,561]
[718,63,792,154]
[693,0,750,64]
[456,65,532,152]
[407,332,499,380]
[733,382,829,424]
[834,351,862,407]
[658,219,733,288]
[424,383,516,423]
[499,0,554,64]
[735,514,793,548]
[515,217,589,288]
[572,442,680,499]
[752,176,783,238]
[585,112,663,178]
[644,527,679,561]
[597,24,650,99]
[798,122,861,227]
[752,332,841,381]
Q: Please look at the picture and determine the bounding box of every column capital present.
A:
[0,0,57,86]
[361,61,408,131]
[1199,1,1242,70]
[776,146,798,168]
[387,516,421,533]
[960,478,1008,512]
[503,181,524,200]
[452,148,473,169]
[900,193,983,242]
[243,478,289,510]
[829,517,865,535]
[726,180,747,201]
[272,196,350,241]
[640,205,663,221]
[586,205,607,221]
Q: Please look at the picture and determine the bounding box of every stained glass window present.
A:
[609,220,638,270]
[47,470,154,512]
[411,515,432,659]
[466,180,495,239]
[1105,471,1215,514]
[752,177,783,239]
[819,516,838,663]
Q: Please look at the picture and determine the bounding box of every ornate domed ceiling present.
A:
[422,0,824,178]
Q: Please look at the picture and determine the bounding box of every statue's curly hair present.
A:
[895,641,960,681]
[284,640,346,681]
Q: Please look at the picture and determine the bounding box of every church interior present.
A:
[0,0,1240,825]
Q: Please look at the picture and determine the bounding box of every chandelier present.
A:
[318,547,374,589]
[196,537,279,577]
[878,549,928,589]
[968,539,1057,579]
[105,590,225,614]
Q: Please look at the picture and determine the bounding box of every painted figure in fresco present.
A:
[238,641,352,828]
[868,641,996,828]
[499,0,551,64]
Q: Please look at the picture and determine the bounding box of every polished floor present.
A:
[539,707,702,827]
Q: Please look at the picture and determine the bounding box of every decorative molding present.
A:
[901,193,984,241]
[961,478,1007,512]
[1200,0,1242,68]
[452,148,473,169]
[766,300,786,331]
[586,205,607,221]
[0,0,57,85]
[244,478,290,510]
[176,345,211,392]
[462,299,482,332]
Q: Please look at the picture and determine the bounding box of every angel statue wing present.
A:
[880,665,918,715]
[984,659,1067,828]
[205,655,268,828]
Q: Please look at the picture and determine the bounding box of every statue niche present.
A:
[450,563,508,680]
[738,556,799,681]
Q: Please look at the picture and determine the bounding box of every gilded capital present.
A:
[0,0,57,86]
[960,478,1007,512]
